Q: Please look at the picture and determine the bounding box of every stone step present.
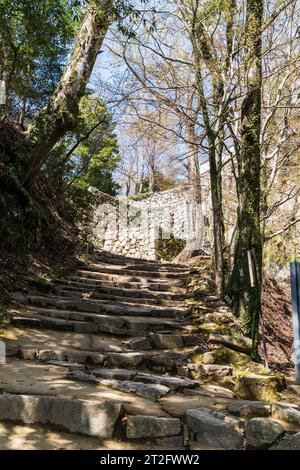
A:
[208,333,252,355]
[185,408,244,450]
[0,357,187,447]
[124,265,188,274]
[54,280,184,300]
[93,254,188,271]
[106,350,194,372]
[3,325,195,371]
[94,253,159,265]
[0,393,122,438]
[27,295,188,319]
[8,315,179,338]
[125,415,182,441]
[13,345,194,373]
[9,307,182,335]
[68,275,176,292]
[0,420,185,450]
[67,370,171,401]
[69,368,199,392]
[128,333,197,351]
[0,357,173,417]
[85,264,189,279]
[55,287,184,307]
[91,265,188,275]
[1,251,220,448]
[100,378,170,401]
[76,270,173,283]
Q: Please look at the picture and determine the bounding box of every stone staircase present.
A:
[0,252,299,450]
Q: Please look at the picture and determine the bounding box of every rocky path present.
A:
[0,252,300,450]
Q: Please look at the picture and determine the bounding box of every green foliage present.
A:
[68,95,121,196]
[0,0,155,256]
[112,0,155,38]
[0,0,78,120]
[45,95,121,197]
[197,0,233,22]
[155,229,186,262]
[63,178,99,229]
[129,192,151,201]
[140,171,177,193]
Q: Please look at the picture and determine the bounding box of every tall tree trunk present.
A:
[22,0,114,186]
[191,37,225,296]
[230,0,263,358]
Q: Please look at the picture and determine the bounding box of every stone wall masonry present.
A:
[90,185,211,260]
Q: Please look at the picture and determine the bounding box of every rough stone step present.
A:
[2,325,127,356]
[17,348,105,364]
[24,305,183,328]
[91,368,137,380]
[124,263,187,271]
[0,357,172,420]
[245,418,284,449]
[185,408,244,450]
[187,363,233,382]
[93,255,188,271]
[135,373,199,391]
[67,370,170,401]
[76,270,173,284]
[9,307,182,335]
[104,350,193,372]
[126,415,182,439]
[0,420,186,450]
[55,287,185,307]
[128,333,198,351]
[27,295,188,319]
[68,367,199,392]
[54,280,184,300]
[85,264,189,278]
[93,253,160,266]
[227,400,271,418]
[208,334,252,355]
[0,393,122,438]
[100,379,170,400]
[69,275,176,292]
[93,255,191,272]
[12,345,194,373]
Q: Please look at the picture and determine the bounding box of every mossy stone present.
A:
[233,371,286,402]
[197,323,229,336]
[245,418,284,449]
[192,347,252,367]
[208,333,252,355]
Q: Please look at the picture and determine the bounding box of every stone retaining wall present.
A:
[90,185,210,260]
